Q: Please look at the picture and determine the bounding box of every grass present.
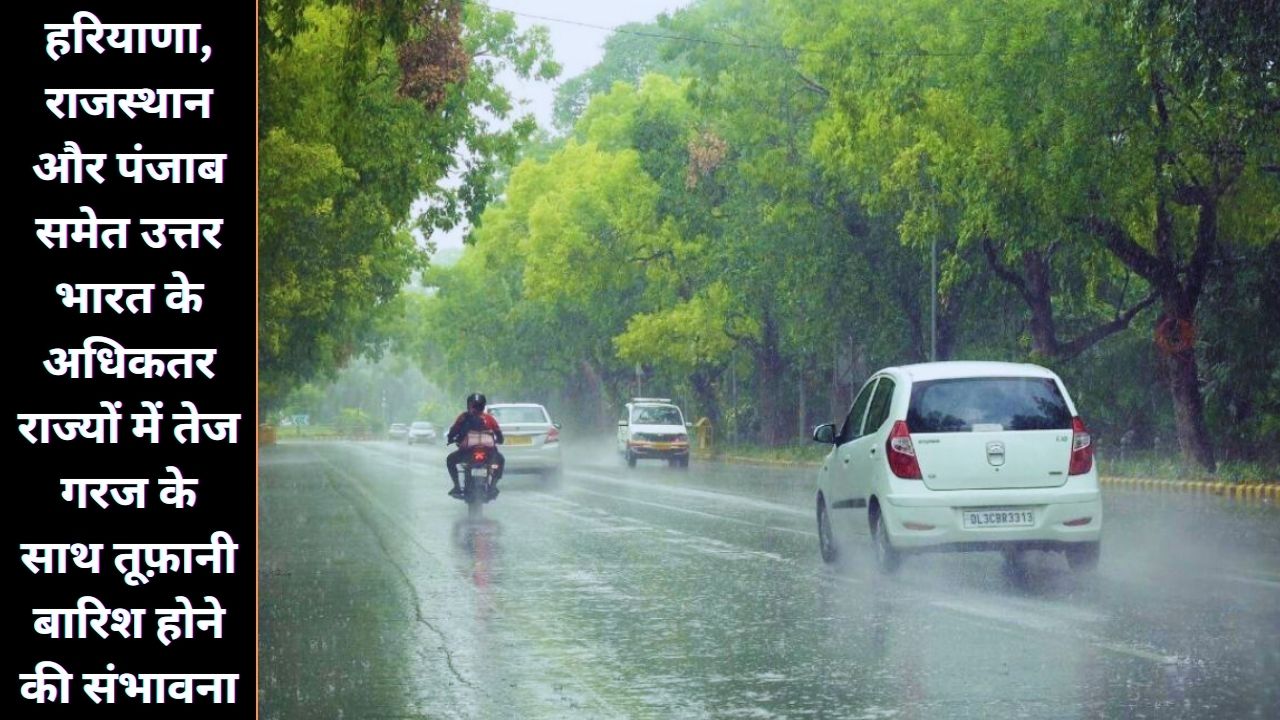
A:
[708,442,826,465]
[1096,452,1277,485]
[271,424,378,440]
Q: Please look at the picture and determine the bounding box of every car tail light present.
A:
[472,449,486,463]
[1069,416,1093,475]
[546,427,559,444]
[886,420,922,479]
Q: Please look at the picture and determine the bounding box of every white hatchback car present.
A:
[813,361,1101,574]
[487,403,563,481]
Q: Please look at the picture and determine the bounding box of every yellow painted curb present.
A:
[1099,476,1277,503]
[711,460,1278,503]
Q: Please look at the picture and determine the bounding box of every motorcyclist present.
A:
[445,393,505,499]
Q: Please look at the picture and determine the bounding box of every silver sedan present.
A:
[487,403,563,481]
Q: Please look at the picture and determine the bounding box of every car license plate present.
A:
[962,508,1035,529]
[507,435,532,446]
[650,442,671,450]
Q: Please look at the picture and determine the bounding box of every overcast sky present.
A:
[429,0,693,250]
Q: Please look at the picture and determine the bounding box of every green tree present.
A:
[258,0,558,410]
[778,0,1279,469]
[552,21,688,132]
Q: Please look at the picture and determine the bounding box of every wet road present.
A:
[260,440,1280,719]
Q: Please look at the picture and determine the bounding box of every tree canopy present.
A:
[276,0,1278,469]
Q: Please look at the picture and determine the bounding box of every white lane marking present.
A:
[935,604,1183,665]
[1220,574,1280,590]
[929,597,1088,636]
[523,493,791,564]
[346,442,814,525]
[570,469,811,518]
[529,489,1179,666]
[305,449,630,719]
[307,443,1188,667]
[567,485,813,538]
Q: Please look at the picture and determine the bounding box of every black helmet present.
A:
[466,393,487,411]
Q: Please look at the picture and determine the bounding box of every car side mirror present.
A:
[554,423,561,429]
[685,422,693,428]
[812,423,836,445]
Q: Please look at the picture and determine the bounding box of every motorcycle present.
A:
[454,430,500,517]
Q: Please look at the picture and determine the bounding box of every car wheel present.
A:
[816,495,839,564]
[626,452,637,468]
[871,510,901,574]
[678,456,690,469]
[1065,542,1100,572]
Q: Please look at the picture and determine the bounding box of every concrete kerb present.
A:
[708,454,1279,504]
[1097,476,1279,502]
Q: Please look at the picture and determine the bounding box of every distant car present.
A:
[486,403,562,481]
[388,423,409,440]
[407,421,437,445]
[812,361,1101,574]
[617,398,690,468]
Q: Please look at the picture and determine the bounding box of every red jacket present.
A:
[447,411,504,446]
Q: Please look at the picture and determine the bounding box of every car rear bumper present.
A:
[881,490,1102,549]
[626,443,689,458]
[500,444,562,474]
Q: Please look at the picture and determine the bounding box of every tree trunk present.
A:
[1163,334,1216,471]
[1156,263,1216,471]
[755,314,789,446]
[689,368,721,427]
[577,359,609,431]
[1153,189,1217,473]
[797,368,806,441]
[1082,194,1218,472]
[982,238,1156,361]
[1022,250,1058,356]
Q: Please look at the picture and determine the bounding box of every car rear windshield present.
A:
[490,406,548,424]
[633,406,683,425]
[907,377,1071,433]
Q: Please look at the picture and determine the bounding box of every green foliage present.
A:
[259,0,558,410]
[552,22,688,132]
[615,283,757,370]
[339,0,1276,466]
[336,407,377,436]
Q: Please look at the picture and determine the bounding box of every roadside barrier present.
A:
[1098,476,1279,502]
[710,455,1278,504]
